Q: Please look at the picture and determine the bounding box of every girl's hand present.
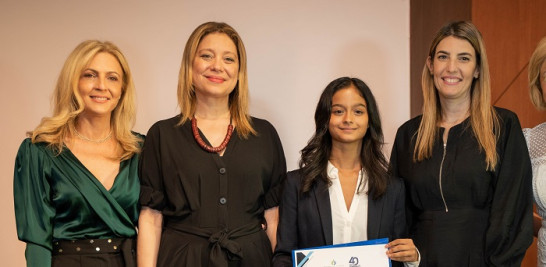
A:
[385,238,419,262]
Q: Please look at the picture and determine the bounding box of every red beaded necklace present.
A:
[191,117,234,153]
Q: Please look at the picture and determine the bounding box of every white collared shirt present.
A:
[327,161,419,267]
[327,161,369,244]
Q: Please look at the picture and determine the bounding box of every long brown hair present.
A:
[414,21,499,170]
[177,21,255,137]
[300,77,389,200]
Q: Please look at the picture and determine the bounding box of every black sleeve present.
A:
[389,125,418,237]
[485,111,533,266]
[139,122,166,211]
[272,171,300,267]
[261,120,287,209]
[391,177,408,240]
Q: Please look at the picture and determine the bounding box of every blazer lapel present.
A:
[367,191,384,239]
[313,179,333,245]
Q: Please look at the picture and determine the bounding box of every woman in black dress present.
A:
[137,22,286,267]
[389,21,533,266]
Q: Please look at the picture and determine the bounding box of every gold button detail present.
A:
[58,249,63,253]
[108,239,112,243]
[90,240,94,244]
[76,247,81,252]
[113,246,118,250]
[96,247,100,252]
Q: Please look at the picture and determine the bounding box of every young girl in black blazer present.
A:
[273,77,418,267]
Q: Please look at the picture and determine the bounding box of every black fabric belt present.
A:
[166,221,262,267]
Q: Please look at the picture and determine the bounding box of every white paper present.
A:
[292,238,390,267]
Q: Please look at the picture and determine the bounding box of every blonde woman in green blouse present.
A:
[13,40,142,267]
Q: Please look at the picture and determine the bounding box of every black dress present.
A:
[139,115,286,267]
[389,107,533,266]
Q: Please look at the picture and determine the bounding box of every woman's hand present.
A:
[264,206,279,251]
[385,238,419,262]
[137,207,163,267]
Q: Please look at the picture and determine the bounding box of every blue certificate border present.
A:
[291,238,391,267]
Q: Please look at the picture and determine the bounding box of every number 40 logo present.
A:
[349,256,360,267]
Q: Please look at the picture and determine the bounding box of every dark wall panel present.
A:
[410,0,471,117]
[473,0,546,128]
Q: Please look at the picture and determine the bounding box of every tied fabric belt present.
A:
[52,237,135,266]
[167,221,262,267]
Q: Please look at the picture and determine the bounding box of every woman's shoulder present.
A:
[152,115,182,128]
[16,138,54,159]
[524,122,546,137]
[287,169,303,179]
[393,115,422,142]
[285,169,305,188]
[19,137,49,150]
[250,116,276,130]
[397,115,422,132]
[494,106,519,122]
[493,107,525,134]
[145,115,183,134]
[249,116,282,138]
[523,122,546,160]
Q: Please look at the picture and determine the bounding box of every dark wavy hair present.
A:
[299,77,389,199]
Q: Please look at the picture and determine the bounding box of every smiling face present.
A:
[191,32,239,100]
[427,36,479,102]
[77,52,123,119]
[328,85,369,147]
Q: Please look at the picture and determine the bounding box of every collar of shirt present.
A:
[327,161,339,180]
[327,161,368,244]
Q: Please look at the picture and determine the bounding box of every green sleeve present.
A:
[14,139,54,266]
[25,243,52,267]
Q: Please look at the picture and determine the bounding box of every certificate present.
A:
[292,238,390,267]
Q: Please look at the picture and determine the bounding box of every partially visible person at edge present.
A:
[137,21,286,267]
[523,36,546,267]
[273,77,419,267]
[389,20,533,266]
[14,40,143,267]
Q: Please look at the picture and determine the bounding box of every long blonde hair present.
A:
[177,21,256,138]
[414,21,499,171]
[29,40,140,160]
[529,37,546,110]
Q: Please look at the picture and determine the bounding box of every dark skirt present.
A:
[52,238,136,267]
[413,209,489,267]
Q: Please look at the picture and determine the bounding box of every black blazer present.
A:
[272,169,407,267]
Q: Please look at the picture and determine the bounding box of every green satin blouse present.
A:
[13,138,141,267]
